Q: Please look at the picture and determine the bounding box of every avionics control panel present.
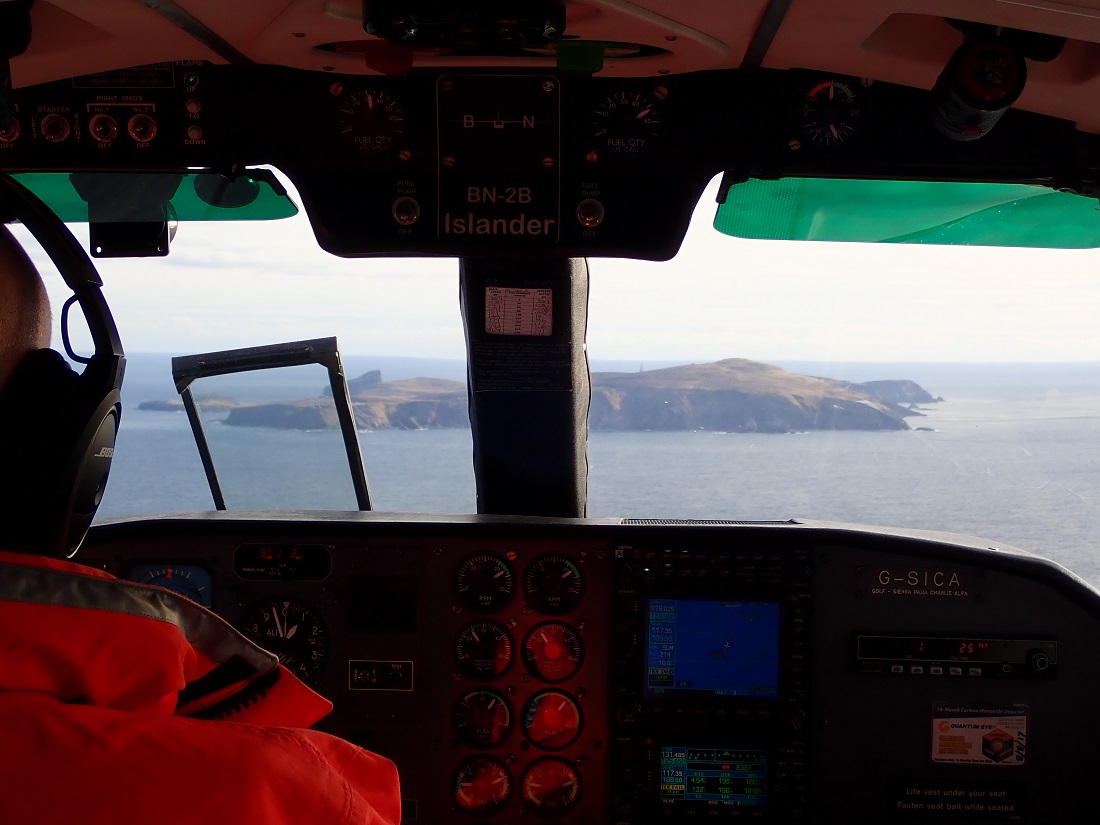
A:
[610,542,811,820]
[76,515,1100,822]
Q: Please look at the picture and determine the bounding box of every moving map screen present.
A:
[645,598,780,698]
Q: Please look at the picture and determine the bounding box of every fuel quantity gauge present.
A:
[800,78,862,146]
[453,688,513,747]
[521,689,583,750]
[335,87,407,158]
[588,88,664,160]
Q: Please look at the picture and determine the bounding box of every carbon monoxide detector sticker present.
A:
[932,704,1027,765]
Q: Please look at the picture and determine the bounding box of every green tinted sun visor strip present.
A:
[10,171,298,222]
[713,178,1100,248]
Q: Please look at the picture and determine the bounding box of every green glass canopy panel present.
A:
[11,171,298,222]
[713,178,1100,248]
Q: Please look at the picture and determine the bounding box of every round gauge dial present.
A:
[522,621,584,683]
[122,563,213,608]
[453,755,513,815]
[454,619,514,679]
[455,553,515,612]
[800,79,861,146]
[453,688,513,747]
[522,758,582,818]
[521,689,583,750]
[336,88,406,154]
[589,89,663,159]
[523,554,584,614]
[238,598,329,681]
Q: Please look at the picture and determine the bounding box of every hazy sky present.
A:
[23,175,1100,364]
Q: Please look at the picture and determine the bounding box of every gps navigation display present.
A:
[645,598,780,698]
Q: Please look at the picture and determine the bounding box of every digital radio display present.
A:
[659,746,767,807]
[645,598,781,698]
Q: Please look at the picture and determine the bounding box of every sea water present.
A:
[96,363,1100,588]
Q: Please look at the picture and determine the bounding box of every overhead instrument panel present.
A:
[1,62,1095,258]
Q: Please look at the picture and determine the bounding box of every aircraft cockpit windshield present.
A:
[13,168,1098,585]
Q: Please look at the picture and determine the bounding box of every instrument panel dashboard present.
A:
[79,512,1100,822]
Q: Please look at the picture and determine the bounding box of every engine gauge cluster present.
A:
[446,547,594,820]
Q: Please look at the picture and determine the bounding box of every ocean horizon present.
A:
[97,357,1100,588]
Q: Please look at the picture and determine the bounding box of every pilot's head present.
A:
[0,222,125,557]
[0,224,50,391]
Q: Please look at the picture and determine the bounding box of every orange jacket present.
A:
[0,550,401,825]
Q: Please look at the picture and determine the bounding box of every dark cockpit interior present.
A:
[4,1,1100,821]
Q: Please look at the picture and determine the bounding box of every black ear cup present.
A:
[0,347,121,555]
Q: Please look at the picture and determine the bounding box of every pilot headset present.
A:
[0,174,125,557]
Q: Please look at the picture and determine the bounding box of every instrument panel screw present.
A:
[788,138,801,151]
[442,156,456,167]
[860,77,874,87]
[329,82,344,96]
[653,85,669,100]
[542,80,556,92]
[542,156,555,168]
[398,149,411,161]
[586,150,598,163]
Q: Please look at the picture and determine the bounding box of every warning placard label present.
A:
[932,704,1027,766]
